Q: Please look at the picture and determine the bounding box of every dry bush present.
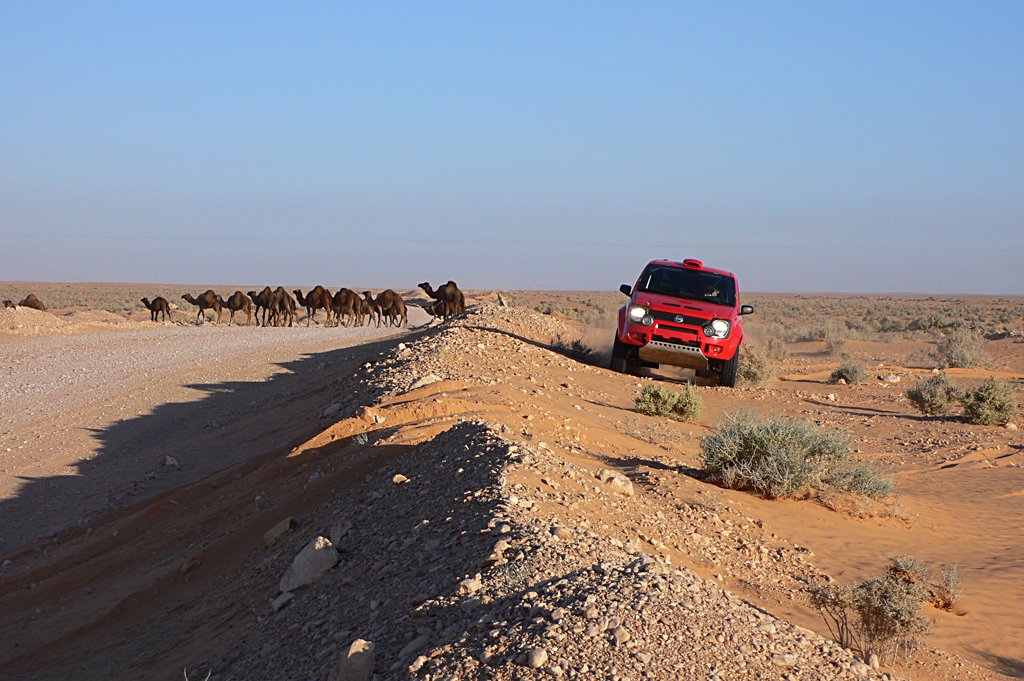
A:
[934,330,987,368]
[829,360,866,384]
[931,565,962,611]
[905,373,961,416]
[550,334,597,364]
[699,412,894,500]
[960,378,1017,425]
[634,384,702,422]
[737,345,777,387]
[809,555,932,664]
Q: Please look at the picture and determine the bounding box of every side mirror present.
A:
[619,284,632,296]
[739,304,754,315]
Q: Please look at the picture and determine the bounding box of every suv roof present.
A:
[646,258,736,279]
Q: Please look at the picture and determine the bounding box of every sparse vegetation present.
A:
[634,383,703,422]
[809,555,932,663]
[905,372,961,416]
[960,378,1017,425]
[931,564,962,611]
[935,330,987,368]
[550,334,596,363]
[736,344,777,386]
[829,360,866,384]
[699,412,894,500]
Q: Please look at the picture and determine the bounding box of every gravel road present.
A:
[0,320,425,555]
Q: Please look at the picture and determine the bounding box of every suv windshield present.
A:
[636,265,736,307]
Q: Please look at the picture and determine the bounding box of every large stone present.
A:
[328,639,375,681]
[279,536,338,592]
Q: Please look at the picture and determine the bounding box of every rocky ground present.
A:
[1,302,1020,680]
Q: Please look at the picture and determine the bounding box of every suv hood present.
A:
[632,291,735,319]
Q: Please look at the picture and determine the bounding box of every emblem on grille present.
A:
[674,315,685,323]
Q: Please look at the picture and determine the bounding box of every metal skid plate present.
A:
[637,340,709,371]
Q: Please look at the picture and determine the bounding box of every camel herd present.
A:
[171,280,465,327]
[3,280,468,329]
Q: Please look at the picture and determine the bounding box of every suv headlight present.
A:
[703,319,731,338]
[628,305,647,322]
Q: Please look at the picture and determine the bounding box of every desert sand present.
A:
[0,284,1021,680]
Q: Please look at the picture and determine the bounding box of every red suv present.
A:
[611,258,754,386]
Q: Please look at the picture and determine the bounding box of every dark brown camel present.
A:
[18,294,46,311]
[331,288,363,327]
[356,295,373,326]
[247,287,275,326]
[181,290,222,324]
[218,291,254,326]
[294,286,332,327]
[417,281,464,319]
[140,296,171,322]
[270,287,297,327]
[369,289,407,328]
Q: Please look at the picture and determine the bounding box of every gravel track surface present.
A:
[0,321,424,555]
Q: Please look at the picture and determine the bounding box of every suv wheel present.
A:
[718,347,740,387]
[610,336,639,374]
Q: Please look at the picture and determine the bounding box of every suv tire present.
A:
[610,336,639,375]
[718,347,739,387]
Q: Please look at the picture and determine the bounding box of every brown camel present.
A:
[140,296,171,322]
[294,286,332,327]
[247,287,275,326]
[417,281,464,319]
[369,289,407,328]
[3,300,15,309]
[218,291,254,326]
[18,294,46,311]
[270,287,297,327]
[181,290,222,324]
[331,288,363,327]
[360,294,376,327]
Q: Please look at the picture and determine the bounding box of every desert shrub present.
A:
[810,556,932,663]
[960,378,1017,425]
[763,336,790,362]
[550,335,595,363]
[934,330,986,368]
[931,565,961,611]
[634,384,678,417]
[885,555,931,585]
[634,384,702,422]
[854,573,930,661]
[905,373,961,416]
[699,412,892,500]
[829,360,866,384]
[825,337,847,356]
[737,345,777,387]
[828,464,896,500]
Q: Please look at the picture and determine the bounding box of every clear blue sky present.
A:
[2,2,1022,293]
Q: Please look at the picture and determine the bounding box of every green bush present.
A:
[829,360,866,384]
[960,378,1017,425]
[737,345,777,387]
[699,412,893,500]
[935,330,987,368]
[634,384,703,422]
[905,373,961,416]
